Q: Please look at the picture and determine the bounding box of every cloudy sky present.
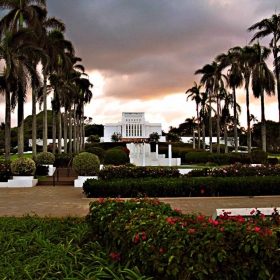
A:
[2,0,280,132]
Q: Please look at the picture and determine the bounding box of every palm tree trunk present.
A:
[245,84,251,153]
[69,108,73,153]
[192,127,195,149]
[261,91,266,152]
[202,122,206,150]
[233,87,238,152]
[63,110,68,154]
[17,95,24,158]
[273,48,280,138]
[224,119,228,154]
[52,106,56,154]
[5,90,11,161]
[73,107,77,153]
[216,98,220,153]
[209,92,213,153]
[32,87,37,160]
[81,104,85,151]
[42,76,48,152]
[58,111,62,154]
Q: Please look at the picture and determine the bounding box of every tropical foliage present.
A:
[0,1,93,160]
[187,13,280,153]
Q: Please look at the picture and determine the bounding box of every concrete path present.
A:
[0,186,279,217]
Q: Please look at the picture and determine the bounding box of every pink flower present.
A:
[223,170,227,173]
[189,228,195,233]
[220,227,224,232]
[254,227,261,232]
[200,189,205,194]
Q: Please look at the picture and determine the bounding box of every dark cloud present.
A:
[0,0,279,127]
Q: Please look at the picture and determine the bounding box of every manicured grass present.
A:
[0,153,34,161]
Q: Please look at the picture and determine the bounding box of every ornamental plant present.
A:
[11,158,36,176]
[36,152,55,165]
[72,152,100,176]
[98,165,180,180]
[0,161,12,182]
[87,198,280,279]
[104,149,129,165]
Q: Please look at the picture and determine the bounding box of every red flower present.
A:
[200,189,205,194]
[159,248,164,254]
[189,228,195,234]
[250,209,255,215]
[254,227,261,232]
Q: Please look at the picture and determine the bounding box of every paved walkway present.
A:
[0,186,279,217]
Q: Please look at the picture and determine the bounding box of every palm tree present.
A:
[216,50,244,152]
[186,82,202,148]
[199,91,209,150]
[195,61,227,153]
[0,0,47,158]
[0,29,43,157]
[250,43,275,151]
[220,88,241,153]
[228,45,257,152]
[248,14,280,136]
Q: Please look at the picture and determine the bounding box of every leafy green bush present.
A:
[87,198,280,279]
[72,152,100,176]
[104,149,129,165]
[83,176,280,198]
[85,147,105,164]
[250,149,268,164]
[0,160,12,182]
[185,152,211,164]
[228,152,251,164]
[54,153,74,167]
[11,158,36,176]
[98,165,180,180]
[36,151,55,164]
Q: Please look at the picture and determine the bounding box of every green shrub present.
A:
[0,160,12,181]
[268,157,279,165]
[87,198,280,279]
[85,147,105,164]
[72,152,100,176]
[228,152,251,164]
[250,149,268,164]
[185,152,210,164]
[54,153,74,167]
[83,176,280,198]
[206,153,229,165]
[104,149,129,165]
[11,158,36,176]
[36,152,55,165]
[98,166,180,180]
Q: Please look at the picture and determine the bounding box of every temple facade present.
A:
[102,112,162,142]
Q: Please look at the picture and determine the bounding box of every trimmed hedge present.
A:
[104,149,129,165]
[83,176,280,198]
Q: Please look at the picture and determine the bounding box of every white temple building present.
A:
[102,112,163,142]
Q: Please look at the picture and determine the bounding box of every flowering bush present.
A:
[87,198,280,279]
[98,165,180,180]
[11,158,36,176]
[36,152,55,165]
[0,161,12,182]
[210,163,280,177]
[72,152,100,176]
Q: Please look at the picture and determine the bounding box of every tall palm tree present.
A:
[250,43,275,151]
[0,29,43,157]
[186,82,202,148]
[195,61,226,153]
[199,91,209,150]
[220,88,241,153]
[216,50,243,152]
[248,14,280,136]
[0,0,47,158]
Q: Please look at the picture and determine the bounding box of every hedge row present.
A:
[83,176,280,198]
[87,198,280,279]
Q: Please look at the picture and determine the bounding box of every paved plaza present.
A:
[0,186,279,217]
